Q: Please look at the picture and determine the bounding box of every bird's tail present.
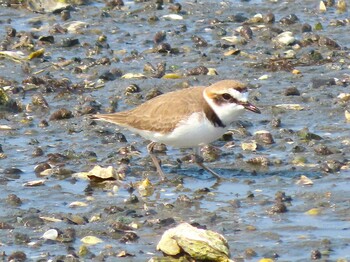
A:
[91,113,129,127]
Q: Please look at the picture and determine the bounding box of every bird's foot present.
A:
[188,154,204,164]
[189,154,224,181]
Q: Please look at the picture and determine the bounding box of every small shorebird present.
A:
[92,80,260,180]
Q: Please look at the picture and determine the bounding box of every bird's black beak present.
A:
[242,102,261,114]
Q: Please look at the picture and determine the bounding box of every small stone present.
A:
[297,128,322,141]
[311,249,322,260]
[241,141,258,151]
[22,214,45,227]
[125,194,139,204]
[274,191,291,202]
[318,36,340,49]
[158,217,176,227]
[154,31,166,44]
[145,88,163,100]
[191,35,208,47]
[86,165,119,182]
[32,147,44,157]
[61,38,80,47]
[99,69,122,81]
[345,110,350,121]
[263,12,275,24]
[157,223,230,260]
[4,167,23,175]
[34,162,51,174]
[273,31,296,46]
[323,0,335,6]
[38,119,49,127]
[6,27,16,37]
[296,175,314,186]
[169,3,182,13]
[8,251,26,262]
[321,160,342,173]
[301,23,312,33]
[156,42,171,53]
[119,232,139,243]
[81,235,103,245]
[186,66,209,76]
[270,118,281,128]
[240,25,253,40]
[61,10,71,21]
[0,222,14,229]
[311,78,336,89]
[201,145,220,162]
[268,201,288,214]
[254,130,274,144]
[151,143,167,153]
[279,14,299,25]
[337,0,347,13]
[6,194,22,206]
[49,108,73,121]
[314,144,333,155]
[124,84,140,95]
[32,93,49,108]
[292,145,306,153]
[319,1,327,12]
[246,156,270,166]
[284,87,300,96]
[245,248,257,258]
[338,93,350,102]
[42,229,59,240]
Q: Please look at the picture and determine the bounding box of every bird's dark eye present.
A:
[222,93,232,101]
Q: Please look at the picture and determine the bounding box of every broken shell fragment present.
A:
[80,236,103,245]
[156,223,230,261]
[42,229,59,241]
[345,110,350,121]
[241,141,258,151]
[246,156,270,166]
[49,108,73,121]
[273,31,295,46]
[86,165,121,182]
[296,175,314,186]
[254,130,274,144]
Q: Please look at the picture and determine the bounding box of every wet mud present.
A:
[0,0,350,261]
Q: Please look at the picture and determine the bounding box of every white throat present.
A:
[203,90,248,125]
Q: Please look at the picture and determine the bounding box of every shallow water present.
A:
[1,0,350,261]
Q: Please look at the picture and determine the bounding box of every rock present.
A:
[254,130,274,144]
[284,86,300,96]
[273,31,295,46]
[156,223,231,261]
[279,14,299,25]
[311,78,336,88]
[49,108,73,120]
[87,165,120,182]
[42,229,59,240]
[242,141,258,151]
[301,23,312,33]
[186,66,209,76]
[296,175,314,186]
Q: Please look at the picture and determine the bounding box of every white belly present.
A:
[132,112,229,148]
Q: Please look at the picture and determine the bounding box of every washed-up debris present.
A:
[156,223,231,261]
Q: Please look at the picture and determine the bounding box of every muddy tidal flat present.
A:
[1,0,350,261]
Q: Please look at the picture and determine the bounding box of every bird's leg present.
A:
[190,147,223,181]
[147,142,166,181]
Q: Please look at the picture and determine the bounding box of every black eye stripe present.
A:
[221,93,238,104]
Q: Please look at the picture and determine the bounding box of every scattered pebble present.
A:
[0,1,349,261]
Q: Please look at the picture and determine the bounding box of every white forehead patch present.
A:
[228,88,248,102]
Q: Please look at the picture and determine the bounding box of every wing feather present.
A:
[93,86,206,134]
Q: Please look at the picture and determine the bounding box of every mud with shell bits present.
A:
[0,0,350,261]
